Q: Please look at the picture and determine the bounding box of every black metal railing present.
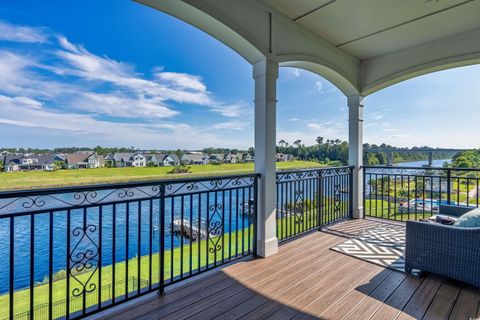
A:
[0,174,258,320]
[276,166,353,242]
[364,166,480,221]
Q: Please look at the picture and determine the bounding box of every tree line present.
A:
[0,139,465,167]
[277,137,455,165]
[449,150,480,168]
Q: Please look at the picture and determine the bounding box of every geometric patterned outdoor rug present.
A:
[330,225,406,272]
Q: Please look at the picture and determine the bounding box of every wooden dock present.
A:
[172,219,216,241]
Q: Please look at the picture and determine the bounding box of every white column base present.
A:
[352,207,364,219]
[256,237,279,257]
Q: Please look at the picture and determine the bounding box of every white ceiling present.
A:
[263,0,480,59]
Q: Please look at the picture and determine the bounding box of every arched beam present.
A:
[280,57,359,96]
[136,0,266,63]
[361,28,480,95]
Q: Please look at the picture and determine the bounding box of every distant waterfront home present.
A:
[209,153,225,164]
[276,153,294,162]
[181,152,209,165]
[146,153,180,166]
[224,153,243,164]
[245,154,254,162]
[66,153,104,169]
[113,153,147,167]
[3,154,61,172]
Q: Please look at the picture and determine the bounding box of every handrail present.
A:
[362,165,480,172]
[276,165,354,174]
[0,172,261,198]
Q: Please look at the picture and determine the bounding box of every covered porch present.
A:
[2,1,480,320]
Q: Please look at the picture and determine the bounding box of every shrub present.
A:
[168,165,191,174]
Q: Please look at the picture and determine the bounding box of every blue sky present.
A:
[0,1,479,150]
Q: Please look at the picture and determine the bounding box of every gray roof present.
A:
[113,153,144,162]
[4,154,57,166]
[167,154,180,163]
[181,153,206,161]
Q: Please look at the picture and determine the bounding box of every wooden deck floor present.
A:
[99,219,480,320]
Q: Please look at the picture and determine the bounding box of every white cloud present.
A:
[210,103,251,117]
[382,128,399,132]
[0,94,231,149]
[0,31,249,122]
[0,21,48,43]
[0,51,75,98]
[155,72,207,92]
[73,92,179,118]
[315,80,323,93]
[55,37,213,106]
[288,118,300,121]
[389,134,413,139]
[211,121,248,131]
[277,119,348,145]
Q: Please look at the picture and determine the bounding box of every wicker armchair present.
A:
[405,205,480,288]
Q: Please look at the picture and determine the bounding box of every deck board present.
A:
[98,219,479,320]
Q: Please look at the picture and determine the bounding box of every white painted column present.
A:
[253,59,279,257]
[348,95,364,219]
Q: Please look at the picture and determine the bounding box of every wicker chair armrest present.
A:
[439,205,475,217]
[405,220,480,287]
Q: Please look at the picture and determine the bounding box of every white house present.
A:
[66,153,104,169]
[146,153,180,166]
[113,153,147,167]
[3,154,59,172]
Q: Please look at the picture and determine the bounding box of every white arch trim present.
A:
[361,27,480,95]
[279,56,359,96]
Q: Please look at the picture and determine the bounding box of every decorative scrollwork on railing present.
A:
[69,224,99,297]
[364,167,447,177]
[208,203,223,253]
[0,185,162,214]
[333,184,341,215]
[276,167,352,183]
[276,170,320,183]
[293,188,304,225]
[165,176,255,196]
[320,167,352,177]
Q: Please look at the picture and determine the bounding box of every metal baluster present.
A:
[125,203,129,298]
[9,216,14,320]
[189,195,193,275]
[98,206,103,308]
[148,199,153,291]
[180,195,184,277]
[49,211,54,319]
[112,204,116,303]
[66,209,71,319]
[137,201,141,295]
[30,214,35,320]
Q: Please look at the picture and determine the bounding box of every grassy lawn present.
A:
[365,199,436,221]
[1,196,349,319]
[0,161,331,191]
[1,227,254,319]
